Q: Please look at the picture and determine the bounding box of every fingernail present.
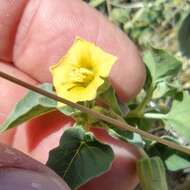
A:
[0,168,70,190]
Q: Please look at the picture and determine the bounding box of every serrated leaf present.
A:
[0,83,56,132]
[137,156,168,190]
[143,48,182,85]
[178,13,190,58]
[163,92,190,142]
[47,125,114,190]
[148,136,190,171]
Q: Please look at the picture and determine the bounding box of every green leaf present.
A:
[108,127,145,148]
[47,124,114,190]
[137,156,168,190]
[97,78,111,96]
[147,136,190,171]
[163,92,190,142]
[135,49,182,117]
[143,48,182,84]
[89,0,105,7]
[178,13,190,58]
[100,87,128,116]
[165,154,190,171]
[0,83,56,132]
[152,81,182,99]
[58,106,80,117]
[111,8,130,24]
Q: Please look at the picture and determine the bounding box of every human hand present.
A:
[0,143,70,190]
[0,0,145,190]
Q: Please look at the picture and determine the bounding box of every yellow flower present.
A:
[50,37,117,106]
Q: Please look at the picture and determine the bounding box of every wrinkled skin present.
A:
[0,0,145,190]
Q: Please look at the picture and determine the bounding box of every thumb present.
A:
[0,143,70,190]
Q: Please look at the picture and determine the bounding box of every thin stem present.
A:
[144,113,167,119]
[106,0,112,18]
[128,85,154,118]
[138,148,149,158]
[0,71,190,155]
[140,86,154,110]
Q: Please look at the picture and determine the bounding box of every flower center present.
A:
[69,67,94,88]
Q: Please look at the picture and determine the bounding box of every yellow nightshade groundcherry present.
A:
[50,37,117,106]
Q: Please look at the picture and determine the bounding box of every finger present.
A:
[0,0,27,62]
[11,0,145,100]
[0,62,37,144]
[0,143,70,190]
[13,111,72,163]
[0,63,72,154]
[0,63,37,116]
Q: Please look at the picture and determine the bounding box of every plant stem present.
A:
[128,85,154,118]
[144,113,167,119]
[138,148,149,158]
[106,0,112,18]
[0,71,190,155]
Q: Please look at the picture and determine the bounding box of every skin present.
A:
[0,0,146,189]
[0,143,70,190]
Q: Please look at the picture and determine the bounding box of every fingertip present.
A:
[109,41,146,101]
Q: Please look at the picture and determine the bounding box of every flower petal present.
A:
[50,37,116,105]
